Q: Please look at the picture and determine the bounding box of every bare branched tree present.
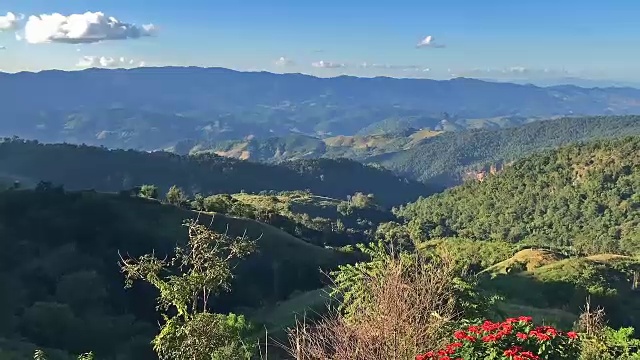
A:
[576,297,607,337]
[286,247,460,360]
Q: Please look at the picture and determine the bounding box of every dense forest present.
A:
[396,136,640,252]
[0,138,429,207]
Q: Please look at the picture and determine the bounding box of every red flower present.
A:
[504,346,523,357]
[519,351,540,359]
[530,330,551,342]
[516,332,528,340]
[518,316,533,323]
[467,325,482,333]
[453,330,467,340]
[566,331,579,339]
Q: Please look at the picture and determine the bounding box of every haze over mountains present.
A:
[3,67,640,152]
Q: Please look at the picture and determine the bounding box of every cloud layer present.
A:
[24,12,156,44]
[76,55,145,68]
[0,12,23,31]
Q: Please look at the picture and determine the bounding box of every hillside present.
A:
[0,188,351,360]
[396,136,640,253]
[0,138,430,207]
[201,116,640,190]
[196,129,444,162]
[4,68,640,150]
[374,115,640,186]
[483,250,640,330]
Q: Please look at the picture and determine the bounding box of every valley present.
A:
[0,67,639,360]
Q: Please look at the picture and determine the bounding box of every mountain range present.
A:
[3,67,640,151]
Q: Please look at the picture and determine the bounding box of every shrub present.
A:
[416,317,580,360]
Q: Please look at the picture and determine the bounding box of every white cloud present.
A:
[24,12,157,44]
[0,45,5,50]
[76,55,146,68]
[274,56,294,66]
[311,60,346,68]
[0,12,24,31]
[416,35,445,48]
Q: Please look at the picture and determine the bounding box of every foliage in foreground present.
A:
[286,239,497,360]
[119,219,257,360]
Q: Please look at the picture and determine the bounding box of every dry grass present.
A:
[285,254,459,360]
[585,254,632,262]
[484,248,566,275]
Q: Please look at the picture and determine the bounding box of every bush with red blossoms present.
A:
[416,316,581,360]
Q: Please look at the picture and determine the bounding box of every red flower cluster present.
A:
[416,316,580,360]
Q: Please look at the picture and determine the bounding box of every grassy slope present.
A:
[105,192,342,265]
[483,249,640,329]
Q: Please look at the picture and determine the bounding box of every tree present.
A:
[165,185,188,206]
[350,192,376,209]
[139,184,159,199]
[119,219,257,360]
[190,193,206,211]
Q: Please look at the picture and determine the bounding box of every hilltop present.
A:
[483,249,640,330]
[0,138,429,207]
[3,67,640,150]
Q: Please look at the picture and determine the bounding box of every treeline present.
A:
[130,185,393,248]
[0,138,430,207]
[373,115,640,187]
[395,136,640,254]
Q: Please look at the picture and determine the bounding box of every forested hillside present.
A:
[0,188,353,360]
[396,136,640,253]
[0,138,429,207]
[4,135,640,359]
[375,115,640,186]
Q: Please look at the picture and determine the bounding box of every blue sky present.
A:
[1,0,640,82]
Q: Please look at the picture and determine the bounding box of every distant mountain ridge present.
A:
[3,67,640,151]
